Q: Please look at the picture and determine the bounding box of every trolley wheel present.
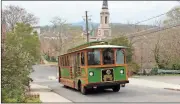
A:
[64,85,68,88]
[112,85,120,92]
[81,85,87,95]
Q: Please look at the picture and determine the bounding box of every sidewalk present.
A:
[129,78,180,90]
[30,83,72,102]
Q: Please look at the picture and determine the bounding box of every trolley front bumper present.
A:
[85,80,129,88]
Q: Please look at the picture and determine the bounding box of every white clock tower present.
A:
[97,0,111,40]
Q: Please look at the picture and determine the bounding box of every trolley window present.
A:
[87,49,101,65]
[81,52,85,66]
[103,48,114,65]
[116,49,124,64]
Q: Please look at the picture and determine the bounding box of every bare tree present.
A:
[164,6,180,26]
[50,16,70,55]
[2,5,38,31]
[157,6,180,69]
[153,33,163,68]
[152,26,180,69]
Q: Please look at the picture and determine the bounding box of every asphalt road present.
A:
[31,65,180,103]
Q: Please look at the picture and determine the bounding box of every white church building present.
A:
[83,0,112,42]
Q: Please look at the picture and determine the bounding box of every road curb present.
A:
[164,88,180,91]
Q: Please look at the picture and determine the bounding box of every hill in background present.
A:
[40,21,156,37]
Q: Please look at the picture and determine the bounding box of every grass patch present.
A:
[24,95,41,103]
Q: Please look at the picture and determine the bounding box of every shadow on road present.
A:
[60,85,121,95]
[87,89,115,95]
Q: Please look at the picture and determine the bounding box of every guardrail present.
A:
[137,69,180,75]
[158,69,180,74]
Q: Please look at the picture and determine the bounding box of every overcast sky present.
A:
[2,1,180,26]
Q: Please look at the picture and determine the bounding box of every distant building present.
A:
[97,0,111,40]
[32,26,41,37]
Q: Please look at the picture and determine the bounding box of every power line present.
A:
[134,13,166,25]
[127,24,169,38]
[129,24,180,44]
[121,11,170,40]
[110,24,179,44]
[134,8,178,25]
[127,26,160,37]
[128,23,180,39]
[121,7,180,41]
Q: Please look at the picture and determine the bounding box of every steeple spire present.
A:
[102,0,108,9]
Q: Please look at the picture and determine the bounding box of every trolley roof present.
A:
[86,45,127,49]
[67,41,109,53]
[60,41,128,56]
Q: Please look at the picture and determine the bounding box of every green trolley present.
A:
[58,41,129,94]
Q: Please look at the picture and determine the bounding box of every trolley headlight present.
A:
[89,72,94,76]
[120,70,124,74]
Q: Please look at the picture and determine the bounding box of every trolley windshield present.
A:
[87,48,125,66]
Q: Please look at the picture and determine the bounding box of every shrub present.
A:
[50,56,56,62]
[128,62,140,74]
[150,68,158,75]
[2,23,41,103]
[172,63,180,70]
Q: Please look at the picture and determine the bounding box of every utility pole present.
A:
[83,11,92,42]
[85,11,89,42]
